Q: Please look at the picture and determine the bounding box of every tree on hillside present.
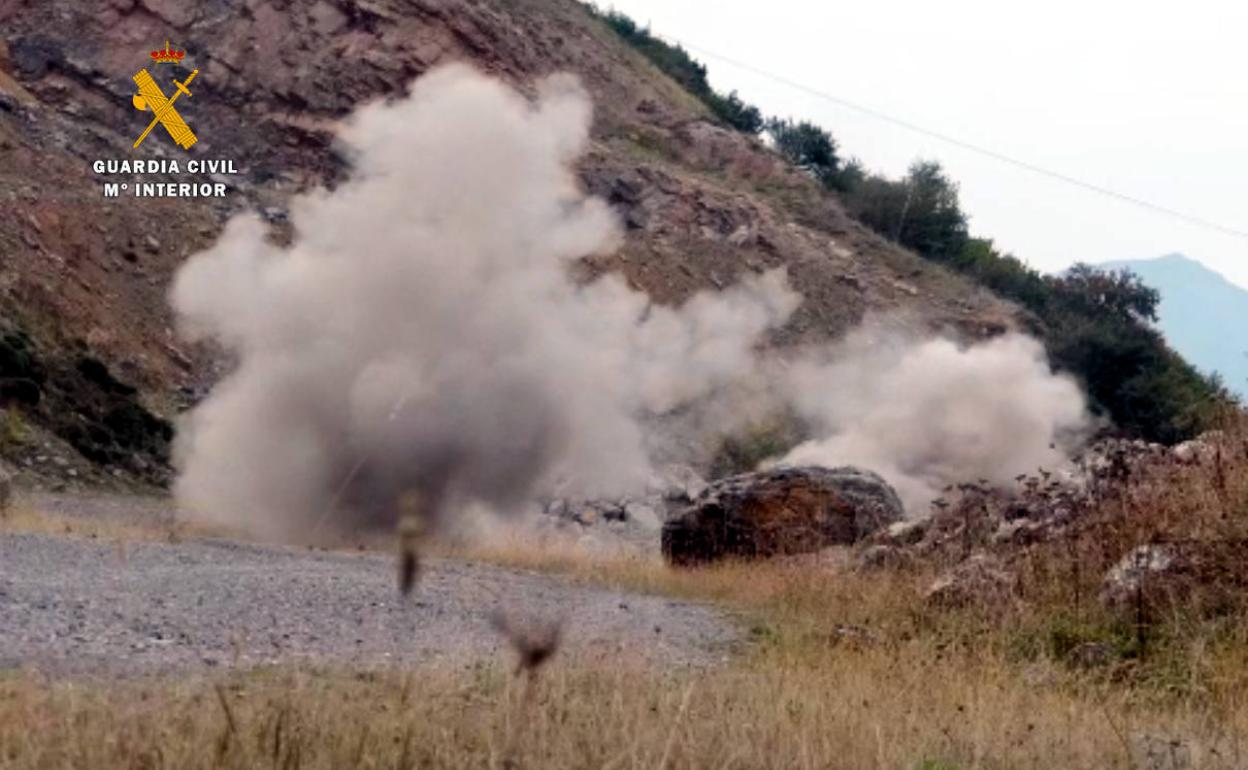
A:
[952,238,1049,309]
[846,161,968,262]
[594,7,763,134]
[1048,264,1159,323]
[710,91,764,134]
[896,161,969,261]
[940,242,1228,443]
[767,119,838,173]
[766,119,863,190]
[1038,264,1227,442]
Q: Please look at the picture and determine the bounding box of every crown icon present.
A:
[149,40,186,64]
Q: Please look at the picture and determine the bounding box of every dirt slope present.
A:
[0,0,1020,484]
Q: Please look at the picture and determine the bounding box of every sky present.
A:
[605,0,1248,288]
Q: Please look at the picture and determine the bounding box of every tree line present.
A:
[589,5,1232,442]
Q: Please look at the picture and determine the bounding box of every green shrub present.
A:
[709,416,803,479]
[707,90,763,134]
[0,408,32,449]
[844,160,969,262]
[588,5,764,134]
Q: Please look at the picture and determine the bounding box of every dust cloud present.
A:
[169,65,797,537]
[172,65,1092,535]
[776,327,1092,513]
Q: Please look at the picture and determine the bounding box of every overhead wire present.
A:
[647,31,1248,241]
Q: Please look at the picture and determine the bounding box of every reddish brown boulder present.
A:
[661,466,903,566]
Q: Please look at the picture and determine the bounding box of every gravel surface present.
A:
[0,531,737,677]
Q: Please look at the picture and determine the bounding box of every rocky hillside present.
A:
[0,0,1019,488]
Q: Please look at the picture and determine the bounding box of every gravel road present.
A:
[0,508,736,677]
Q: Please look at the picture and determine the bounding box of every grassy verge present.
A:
[4,535,1246,768]
[2,589,1244,768]
[0,501,194,543]
[6,424,1248,768]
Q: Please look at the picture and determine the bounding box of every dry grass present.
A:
[0,501,190,543]
[6,425,1248,768]
[4,543,1248,768]
[2,563,1247,769]
[0,499,249,552]
[1,655,1237,770]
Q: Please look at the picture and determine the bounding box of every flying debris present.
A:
[490,609,564,677]
[396,492,426,596]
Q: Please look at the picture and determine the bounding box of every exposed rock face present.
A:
[0,326,173,488]
[0,0,1019,483]
[661,466,903,566]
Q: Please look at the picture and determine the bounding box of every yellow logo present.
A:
[131,43,199,150]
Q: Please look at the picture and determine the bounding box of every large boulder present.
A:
[661,466,904,565]
[924,553,1019,609]
[1100,541,1248,616]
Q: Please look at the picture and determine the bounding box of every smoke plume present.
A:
[172,64,1093,536]
[777,327,1092,513]
[170,65,797,537]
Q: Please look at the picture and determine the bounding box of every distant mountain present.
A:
[1101,253,1248,398]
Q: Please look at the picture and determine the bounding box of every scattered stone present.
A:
[1100,544,1178,609]
[924,553,1017,608]
[882,518,927,546]
[774,545,851,571]
[856,543,911,570]
[1171,438,1215,466]
[624,501,661,531]
[1066,641,1115,669]
[726,225,753,246]
[1131,734,1194,770]
[661,465,903,566]
[827,240,854,260]
[836,273,862,290]
[829,623,878,648]
[1100,540,1248,616]
[991,517,1046,546]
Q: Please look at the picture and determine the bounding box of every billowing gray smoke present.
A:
[776,326,1092,513]
[172,65,1093,535]
[170,65,797,537]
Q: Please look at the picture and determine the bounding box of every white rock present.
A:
[625,502,661,531]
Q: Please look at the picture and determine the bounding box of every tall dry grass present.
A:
[2,576,1246,769]
[4,548,1248,769]
[5,421,1248,768]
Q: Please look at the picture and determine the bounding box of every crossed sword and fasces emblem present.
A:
[131,68,200,150]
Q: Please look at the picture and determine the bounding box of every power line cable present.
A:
[650,32,1248,242]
